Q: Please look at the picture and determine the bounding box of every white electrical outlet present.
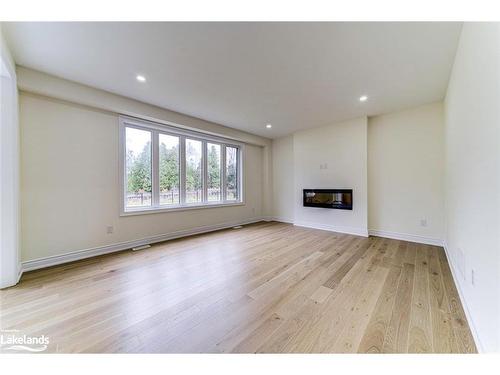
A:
[420,218,427,227]
[106,226,114,234]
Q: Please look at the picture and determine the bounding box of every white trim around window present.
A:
[119,116,244,216]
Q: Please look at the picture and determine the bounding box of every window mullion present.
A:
[219,144,223,202]
[202,140,208,203]
[237,147,241,202]
[239,147,243,202]
[221,144,227,202]
[152,131,160,208]
[180,136,186,205]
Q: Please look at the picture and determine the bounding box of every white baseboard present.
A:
[21,217,265,273]
[293,220,368,237]
[271,216,294,224]
[442,242,483,353]
[16,264,23,283]
[260,216,274,222]
[368,229,443,246]
[0,263,24,289]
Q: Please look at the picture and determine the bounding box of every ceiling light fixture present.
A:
[359,95,368,102]
[136,75,146,82]
[266,124,272,129]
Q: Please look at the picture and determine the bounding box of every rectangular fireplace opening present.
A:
[303,189,353,210]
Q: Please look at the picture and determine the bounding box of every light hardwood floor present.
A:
[0,221,477,353]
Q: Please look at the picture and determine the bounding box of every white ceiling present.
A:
[3,22,462,138]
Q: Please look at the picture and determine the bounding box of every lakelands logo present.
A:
[0,330,49,352]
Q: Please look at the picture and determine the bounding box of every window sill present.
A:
[120,201,245,217]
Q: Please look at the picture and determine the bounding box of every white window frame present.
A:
[119,116,244,216]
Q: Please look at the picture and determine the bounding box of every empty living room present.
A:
[1,1,500,372]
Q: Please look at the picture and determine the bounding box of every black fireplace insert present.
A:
[303,189,353,210]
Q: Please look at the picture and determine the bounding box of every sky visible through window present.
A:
[126,127,150,155]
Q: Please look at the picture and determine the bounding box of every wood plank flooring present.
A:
[0,221,477,353]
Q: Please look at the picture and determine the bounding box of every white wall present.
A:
[293,117,368,236]
[444,23,500,352]
[17,67,269,148]
[19,91,268,264]
[271,135,294,223]
[0,30,20,288]
[368,102,445,244]
[272,117,368,236]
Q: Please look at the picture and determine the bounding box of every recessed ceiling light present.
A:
[266,124,272,129]
[359,95,368,102]
[136,75,146,82]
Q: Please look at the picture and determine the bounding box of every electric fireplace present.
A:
[303,189,353,210]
